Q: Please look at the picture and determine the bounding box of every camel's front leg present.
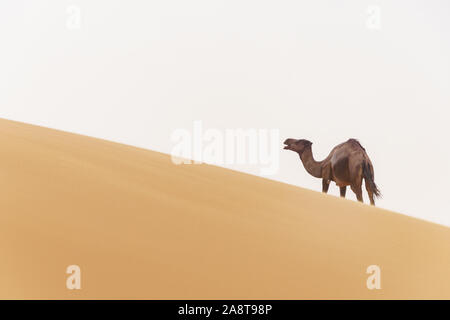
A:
[322,179,330,193]
[322,164,332,194]
[340,186,347,198]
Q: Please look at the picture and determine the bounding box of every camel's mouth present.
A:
[283,140,292,150]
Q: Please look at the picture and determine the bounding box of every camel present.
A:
[283,138,381,205]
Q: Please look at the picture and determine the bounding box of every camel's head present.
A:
[283,138,312,154]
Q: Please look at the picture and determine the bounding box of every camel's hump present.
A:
[347,138,366,151]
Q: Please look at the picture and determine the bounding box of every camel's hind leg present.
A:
[350,184,363,203]
[340,186,347,198]
[350,163,364,203]
[365,180,375,206]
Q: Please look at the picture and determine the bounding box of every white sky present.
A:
[1,0,449,225]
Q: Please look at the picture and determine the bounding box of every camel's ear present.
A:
[305,140,313,147]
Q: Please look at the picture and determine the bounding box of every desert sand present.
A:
[0,118,449,299]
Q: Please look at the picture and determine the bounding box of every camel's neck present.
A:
[298,147,323,178]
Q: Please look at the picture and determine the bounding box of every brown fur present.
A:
[284,138,381,205]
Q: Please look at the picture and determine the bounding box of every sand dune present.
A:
[0,118,449,299]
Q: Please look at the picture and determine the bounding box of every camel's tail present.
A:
[362,161,381,198]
